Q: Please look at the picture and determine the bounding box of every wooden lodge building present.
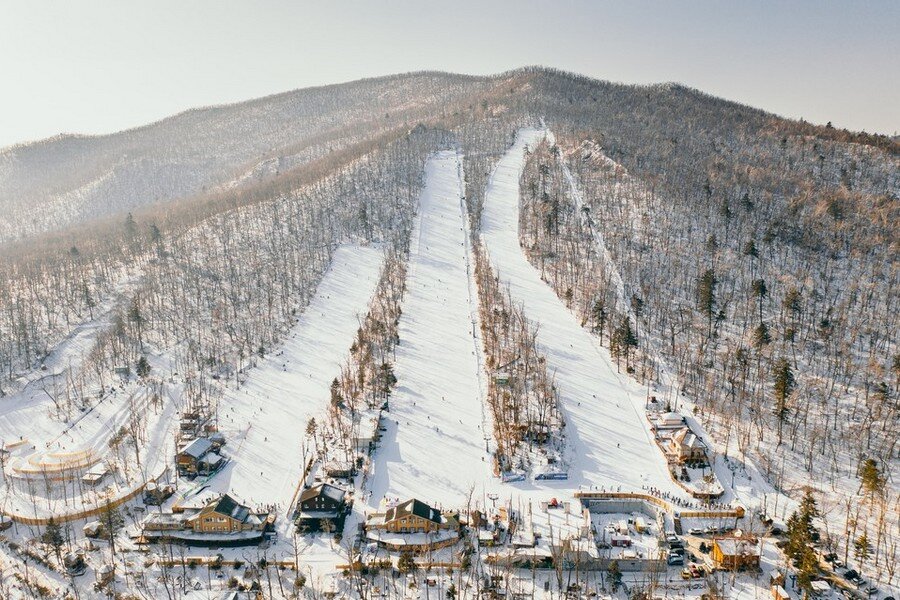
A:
[295,483,348,532]
[365,498,460,551]
[142,493,273,547]
[711,534,761,570]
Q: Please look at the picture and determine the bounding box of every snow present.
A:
[206,244,384,517]
[480,128,687,500]
[365,150,493,510]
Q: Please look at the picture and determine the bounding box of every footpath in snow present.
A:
[211,245,384,519]
[366,151,492,511]
[480,129,685,499]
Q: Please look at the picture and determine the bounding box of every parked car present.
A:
[688,528,703,535]
[863,586,878,596]
[668,554,684,566]
[704,526,717,534]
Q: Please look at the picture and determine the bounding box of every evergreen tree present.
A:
[607,559,622,592]
[591,299,607,343]
[742,239,758,259]
[786,488,820,592]
[773,357,794,443]
[127,298,145,348]
[752,322,771,349]
[135,356,151,378]
[397,549,416,574]
[41,517,65,563]
[611,317,638,371]
[859,458,885,499]
[853,531,870,563]
[697,269,717,318]
[783,287,802,317]
[751,279,768,320]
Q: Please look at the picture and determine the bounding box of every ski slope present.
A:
[481,128,686,499]
[210,244,384,516]
[366,151,492,511]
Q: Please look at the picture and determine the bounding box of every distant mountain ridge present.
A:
[1,67,895,252]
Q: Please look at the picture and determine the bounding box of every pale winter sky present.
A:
[1,1,898,149]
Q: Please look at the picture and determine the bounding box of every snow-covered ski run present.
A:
[212,244,384,518]
[366,150,493,512]
[480,128,688,500]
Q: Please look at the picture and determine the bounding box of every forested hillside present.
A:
[0,67,896,587]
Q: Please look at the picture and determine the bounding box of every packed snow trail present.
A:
[481,128,685,498]
[367,151,492,510]
[211,245,383,517]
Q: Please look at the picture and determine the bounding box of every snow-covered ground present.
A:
[480,128,687,500]
[0,272,140,451]
[208,244,384,518]
[365,151,493,511]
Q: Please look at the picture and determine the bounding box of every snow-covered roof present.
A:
[385,498,441,524]
[179,437,212,459]
[672,427,704,449]
[299,482,346,504]
[199,452,223,466]
[714,537,759,556]
[661,412,684,423]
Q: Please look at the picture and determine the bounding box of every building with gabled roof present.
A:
[142,492,273,546]
[185,493,264,534]
[666,427,706,463]
[295,483,348,532]
[711,534,760,570]
[176,437,213,475]
[366,498,459,536]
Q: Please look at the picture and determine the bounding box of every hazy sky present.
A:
[1,1,898,149]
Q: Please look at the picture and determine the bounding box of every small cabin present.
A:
[176,437,214,475]
[83,520,104,538]
[143,482,176,506]
[324,461,353,479]
[82,464,109,486]
[657,412,685,428]
[712,535,760,570]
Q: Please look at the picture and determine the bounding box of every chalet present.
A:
[295,483,348,532]
[143,493,272,546]
[365,498,460,551]
[711,535,760,570]
[197,451,224,473]
[175,437,225,476]
[186,494,267,534]
[666,427,707,463]
[368,498,455,534]
[81,464,109,486]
